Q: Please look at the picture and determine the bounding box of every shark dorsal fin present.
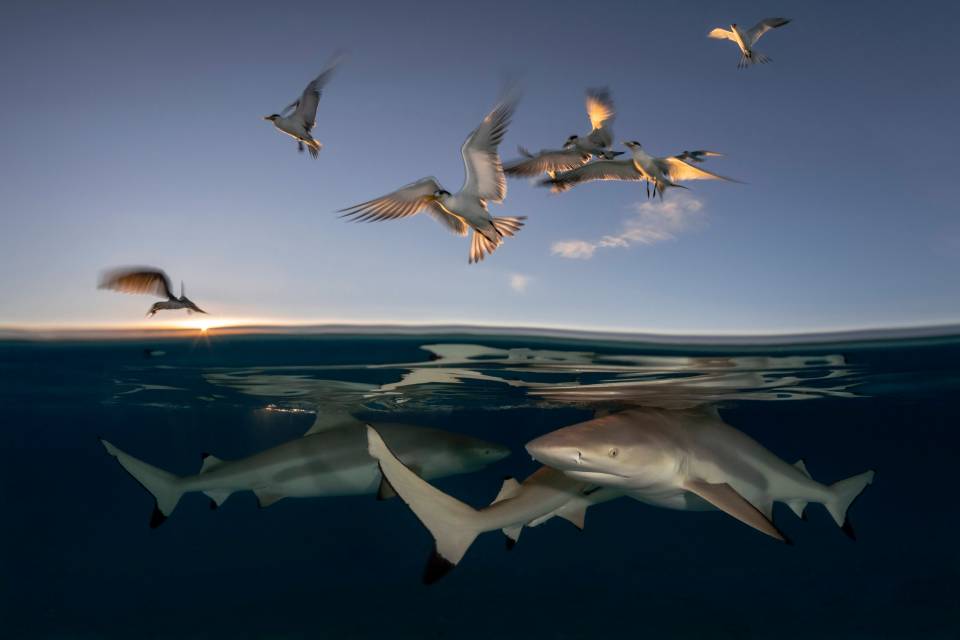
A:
[490,476,521,505]
[199,452,225,473]
[304,410,362,436]
[180,280,185,299]
[794,459,811,477]
[681,479,788,543]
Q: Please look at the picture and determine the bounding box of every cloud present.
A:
[550,240,597,260]
[509,273,531,293]
[551,193,705,260]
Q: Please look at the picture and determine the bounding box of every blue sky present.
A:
[1,0,958,334]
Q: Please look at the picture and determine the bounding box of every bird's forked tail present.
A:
[469,217,526,264]
[739,51,771,68]
[100,439,185,528]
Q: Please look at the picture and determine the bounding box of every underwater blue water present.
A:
[2,332,959,639]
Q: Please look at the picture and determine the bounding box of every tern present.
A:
[98,267,207,317]
[541,142,734,198]
[263,55,342,157]
[339,94,525,264]
[709,18,791,68]
[503,88,621,178]
[565,87,623,160]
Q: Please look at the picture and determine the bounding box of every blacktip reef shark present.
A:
[366,425,621,584]
[101,413,509,528]
[526,407,874,543]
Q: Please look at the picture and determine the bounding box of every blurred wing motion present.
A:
[747,17,790,45]
[708,27,736,42]
[674,150,723,164]
[98,268,175,300]
[656,156,738,183]
[461,97,517,202]
[503,146,591,177]
[585,88,615,148]
[339,177,465,233]
[540,159,641,193]
[282,55,343,131]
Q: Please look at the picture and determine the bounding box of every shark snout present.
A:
[525,436,583,470]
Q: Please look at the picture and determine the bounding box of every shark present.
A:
[526,407,874,543]
[366,425,621,583]
[101,414,510,528]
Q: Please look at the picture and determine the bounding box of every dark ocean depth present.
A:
[2,331,959,639]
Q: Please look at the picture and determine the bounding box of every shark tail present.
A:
[825,470,875,535]
[366,426,483,584]
[100,439,184,528]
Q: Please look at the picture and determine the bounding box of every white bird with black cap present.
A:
[264,53,344,157]
[338,91,525,264]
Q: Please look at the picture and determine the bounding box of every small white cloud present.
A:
[552,193,705,260]
[550,240,598,260]
[509,273,531,293]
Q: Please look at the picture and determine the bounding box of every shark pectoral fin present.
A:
[203,489,233,508]
[502,525,523,550]
[490,477,521,505]
[377,476,397,500]
[253,489,284,508]
[682,479,788,543]
[199,453,225,473]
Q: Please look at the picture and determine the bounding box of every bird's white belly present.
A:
[275,119,309,141]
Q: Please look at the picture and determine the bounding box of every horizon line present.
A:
[2,320,959,347]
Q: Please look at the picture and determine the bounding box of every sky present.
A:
[1,0,959,335]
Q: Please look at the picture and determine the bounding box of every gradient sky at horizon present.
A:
[2,0,959,334]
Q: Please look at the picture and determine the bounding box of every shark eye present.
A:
[608,448,618,458]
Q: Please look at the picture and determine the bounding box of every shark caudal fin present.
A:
[366,425,482,584]
[100,439,184,528]
[825,470,875,536]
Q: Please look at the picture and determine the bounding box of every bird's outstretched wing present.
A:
[339,177,454,227]
[540,159,641,193]
[285,55,343,131]
[585,88,615,148]
[461,96,517,203]
[674,150,723,164]
[656,156,738,183]
[707,27,736,41]
[747,18,790,45]
[504,146,591,177]
[427,209,468,236]
[98,267,175,300]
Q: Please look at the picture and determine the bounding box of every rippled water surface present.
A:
[2,332,959,638]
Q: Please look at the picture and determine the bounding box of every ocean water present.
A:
[2,331,959,639]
